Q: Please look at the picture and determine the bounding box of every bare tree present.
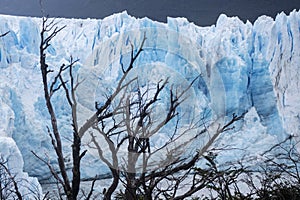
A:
[85,34,244,199]
[0,156,46,200]
[33,12,244,199]
[34,16,148,200]
[33,16,89,200]
[0,158,22,200]
[247,135,300,199]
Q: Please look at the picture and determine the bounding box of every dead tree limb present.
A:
[0,31,9,38]
[37,16,87,200]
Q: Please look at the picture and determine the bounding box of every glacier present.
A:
[0,9,300,185]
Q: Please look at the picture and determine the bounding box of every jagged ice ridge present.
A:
[0,10,300,196]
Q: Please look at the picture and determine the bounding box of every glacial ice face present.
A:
[0,10,299,179]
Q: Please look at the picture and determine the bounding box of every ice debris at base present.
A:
[0,10,299,180]
[0,136,43,199]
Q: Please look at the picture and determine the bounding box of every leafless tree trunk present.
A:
[35,16,89,200]
[36,16,146,200]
